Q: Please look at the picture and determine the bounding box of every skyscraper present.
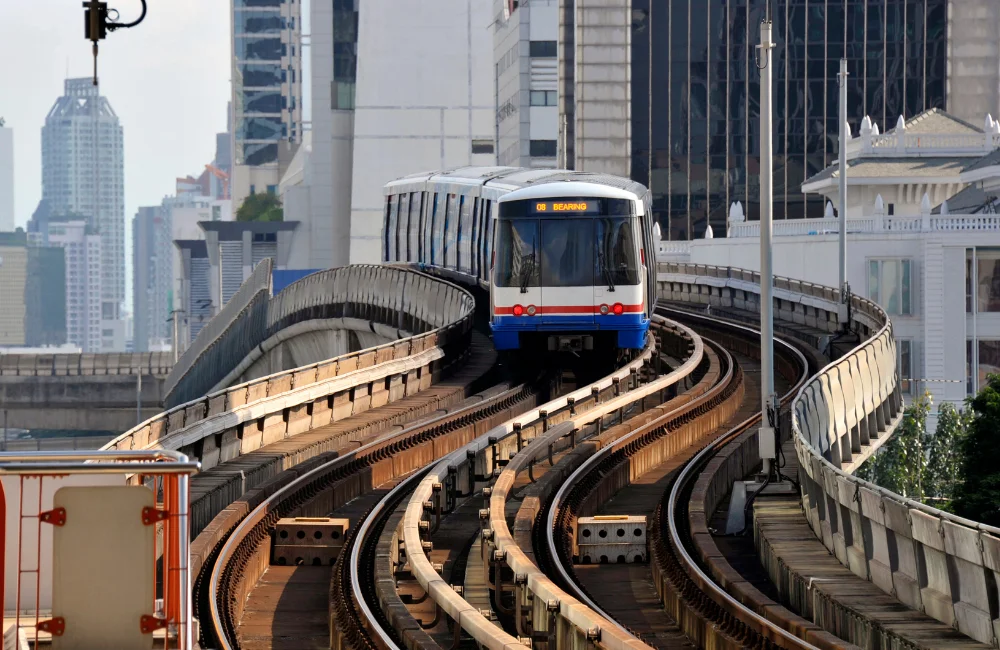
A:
[560,0,1000,240]
[132,206,172,352]
[41,78,125,346]
[0,119,13,232]
[230,0,303,207]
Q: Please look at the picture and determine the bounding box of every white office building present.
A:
[230,0,303,208]
[0,120,13,232]
[661,108,1000,427]
[40,219,103,352]
[493,0,559,168]
[282,0,495,269]
[41,79,125,349]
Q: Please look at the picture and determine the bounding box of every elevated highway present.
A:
[0,351,172,430]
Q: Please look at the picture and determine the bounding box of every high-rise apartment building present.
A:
[41,78,125,345]
[493,0,559,168]
[230,0,303,208]
[33,218,103,352]
[0,230,67,348]
[0,120,13,232]
[558,0,1000,241]
[132,206,173,352]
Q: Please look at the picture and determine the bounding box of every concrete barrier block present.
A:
[246,381,268,403]
[200,436,221,471]
[954,602,994,646]
[910,509,945,551]
[268,374,293,396]
[287,404,311,436]
[980,533,1000,573]
[148,418,167,443]
[185,401,208,426]
[293,367,317,389]
[316,360,337,381]
[388,375,405,402]
[942,520,984,566]
[167,409,186,433]
[419,367,432,391]
[404,369,420,396]
[357,350,376,369]
[207,394,228,416]
[262,413,286,445]
[219,429,241,463]
[227,387,249,408]
[370,379,389,409]
[331,390,352,421]
[132,425,150,449]
[352,384,372,414]
[339,355,359,374]
[240,423,264,454]
[310,397,331,427]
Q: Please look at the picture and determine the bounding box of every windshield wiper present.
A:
[598,251,616,292]
[519,252,535,293]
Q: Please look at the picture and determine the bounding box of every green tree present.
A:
[923,401,971,510]
[236,192,283,222]
[953,374,1000,525]
[855,392,931,500]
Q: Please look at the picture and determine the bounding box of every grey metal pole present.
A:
[838,58,849,326]
[758,17,777,479]
[136,372,142,425]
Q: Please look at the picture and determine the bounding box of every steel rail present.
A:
[205,377,536,650]
[541,336,733,640]
[402,319,702,650]
[660,308,825,650]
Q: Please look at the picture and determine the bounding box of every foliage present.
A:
[236,192,283,222]
[855,392,931,500]
[923,401,972,511]
[952,374,1000,525]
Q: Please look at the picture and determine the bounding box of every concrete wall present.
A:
[948,0,1000,126]
[348,0,496,264]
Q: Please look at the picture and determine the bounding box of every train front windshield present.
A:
[494,213,639,288]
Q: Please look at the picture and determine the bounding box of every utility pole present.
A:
[758,9,777,481]
[837,58,851,330]
[136,372,142,425]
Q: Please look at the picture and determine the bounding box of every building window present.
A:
[529,40,556,57]
[887,203,895,216]
[968,339,1000,395]
[249,184,256,195]
[898,339,912,395]
[530,90,558,106]
[966,248,1000,312]
[868,259,912,315]
[266,184,277,195]
[471,140,494,154]
[529,140,557,157]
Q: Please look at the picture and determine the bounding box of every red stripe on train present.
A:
[493,304,643,315]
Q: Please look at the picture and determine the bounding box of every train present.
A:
[382,167,657,357]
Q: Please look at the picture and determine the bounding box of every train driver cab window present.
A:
[595,218,639,286]
[495,220,539,288]
[540,219,595,287]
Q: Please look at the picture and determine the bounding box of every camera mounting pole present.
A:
[83,0,147,85]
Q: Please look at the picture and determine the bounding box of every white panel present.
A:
[51,486,154,649]
[2,475,123,617]
[528,4,558,41]
[529,107,559,140]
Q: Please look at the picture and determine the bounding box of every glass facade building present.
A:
[232,0,302,166]
[628,0,948,240]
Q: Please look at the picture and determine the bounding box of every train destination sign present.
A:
[532,200,600,214]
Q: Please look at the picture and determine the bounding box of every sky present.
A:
[0,0,232,312]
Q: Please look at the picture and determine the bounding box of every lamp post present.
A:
[758,10,777,480]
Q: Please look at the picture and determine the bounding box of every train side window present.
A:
[470,198,480,278]
[385,194,396,261]
[396,193,409,262]
[409,192,421,262]
[430,193,442,265]
[459,195,473,274]
[484,201,494,275]
[445,193,459,268]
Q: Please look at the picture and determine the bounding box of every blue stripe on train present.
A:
[490,314,649,350]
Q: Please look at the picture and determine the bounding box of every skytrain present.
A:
[382,167,656,356]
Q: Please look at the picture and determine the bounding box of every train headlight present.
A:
[526,305,537,316]
[512,304,524,317]
[612,303,624,316]
[599,304,609,315]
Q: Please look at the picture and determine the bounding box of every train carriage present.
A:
[382,167,656,356]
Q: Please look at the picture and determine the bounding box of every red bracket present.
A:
[39,507,66,526]
[140,614,169,634]
[37,617,65,636]
[141,506,169,525]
